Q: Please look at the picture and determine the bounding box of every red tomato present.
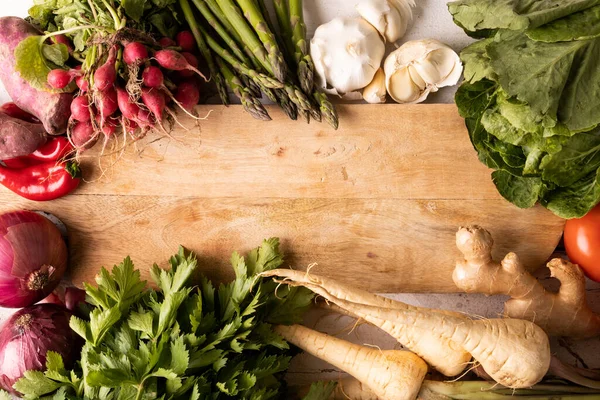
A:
[564,204,600,282]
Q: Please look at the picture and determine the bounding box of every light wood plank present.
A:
[0,104,564,292]
[0,196,563,293]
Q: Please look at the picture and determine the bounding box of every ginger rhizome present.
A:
[455,225,600,338]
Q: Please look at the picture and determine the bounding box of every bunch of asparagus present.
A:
[179,0,339,129]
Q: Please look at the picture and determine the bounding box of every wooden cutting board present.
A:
[0,104,564,293]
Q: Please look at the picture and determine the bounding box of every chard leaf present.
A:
[542,169,600,218]
[460,39,496,83]
[492,170,543,208]
[527,5,600,42]
[542,130,600,186]
[448,0,600,32]
[487,31,600,131]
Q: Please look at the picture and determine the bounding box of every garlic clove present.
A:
[310,17,386,95]
[356,0,390,40]
[384,39,463,104]
[362,68,387,104]
[356,0,414,43]
[388,0,415,40]
[407,65,427,90]
[386,67,422,103]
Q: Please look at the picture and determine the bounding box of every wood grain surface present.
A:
[0,104,565,292]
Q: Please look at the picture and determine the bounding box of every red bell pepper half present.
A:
[0,161,81,201]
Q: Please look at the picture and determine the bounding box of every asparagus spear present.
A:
[179,0,229,105]
[216,0,275,76]
[284,83,315,115]
[191,0,253,67]
[314,90,339,130]
[204,0,262,70]
[273,0,295,61]
[243,75,263,98]
[235,0,288,82]
[218,57,271,121]
[200,24,283,89]
[289,0,314,94]
[275,89,298,120]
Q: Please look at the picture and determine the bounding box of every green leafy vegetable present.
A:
[14,36,56,91]
[450,0,600,218]
[15,240,313,399]
[301,381,338,400]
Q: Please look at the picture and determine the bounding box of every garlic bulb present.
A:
[383,39,463,104]
[311,17,385,95]
[362,68,386,103]
[356,0,415,42]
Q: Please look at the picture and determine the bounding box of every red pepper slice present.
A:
[3,137,74,169]
[0,102,39,124]
[0,161,81,201]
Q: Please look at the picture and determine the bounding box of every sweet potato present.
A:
[0,17,72,135]
[0,112,47,159]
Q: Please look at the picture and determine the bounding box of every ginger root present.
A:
[454,225,600,338]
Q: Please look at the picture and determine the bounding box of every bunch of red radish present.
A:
[47,31,204,152]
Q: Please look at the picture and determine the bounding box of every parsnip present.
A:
[455,226,600,338]
[276,324,427,400]
[264,270,551,389]
[264,269,471,376]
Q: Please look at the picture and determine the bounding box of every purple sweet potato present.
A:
[0,17,72,135]
[0,112,47,159]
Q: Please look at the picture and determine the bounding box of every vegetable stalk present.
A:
[218,58,271,121]
[289,0,314,94]
[199,24,283,89]
[216,0,275,76]
[235,0,288,82]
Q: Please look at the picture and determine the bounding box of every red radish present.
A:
[137,109,153,127]
[93,46,118,91]
[96,88,118,118]
[178,53,198,78]
[123,42,148,65]
[176,31,195,52]
[154,50,206,79]
[116,87,141,120]
[47,69,74,89]
[76,75,89,92]
[175,80,200,111]
[141,88,166,123]
[70,96,91,122]
[158,37,176,47]
[142,66,164,88]
[125,119,139,134]
[95,115,117,137]
[71,121,97,149]
[51,34,72,50]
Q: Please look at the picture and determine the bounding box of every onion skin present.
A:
[0,211,68,308]
[0,304,80,394]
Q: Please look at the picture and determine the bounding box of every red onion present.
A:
[0,304,80,394]
[0,211,68,307]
